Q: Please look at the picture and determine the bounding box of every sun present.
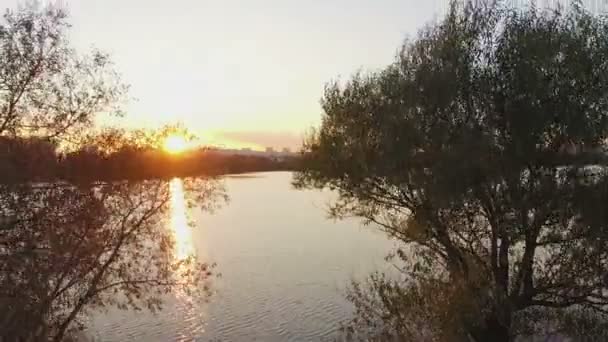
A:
[163,135,188,154]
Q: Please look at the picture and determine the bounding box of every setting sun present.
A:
[163,135,188,154]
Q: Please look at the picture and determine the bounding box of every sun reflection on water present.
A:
[170,178,195,260]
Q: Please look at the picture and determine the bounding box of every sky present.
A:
[1,0,451,149]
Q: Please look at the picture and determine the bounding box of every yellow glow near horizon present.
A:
[164,135,188,154]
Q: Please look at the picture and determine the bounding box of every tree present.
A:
[0,136,58,182]
[0,178,226,341]
[0,4,225,341]
[296,1,608,340]
[0,3,125,139]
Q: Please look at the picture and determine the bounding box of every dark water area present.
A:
[87,172,394,341]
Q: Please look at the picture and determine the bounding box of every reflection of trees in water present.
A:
[0,178,226,341]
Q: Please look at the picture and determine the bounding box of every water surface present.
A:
[89,172,394,341]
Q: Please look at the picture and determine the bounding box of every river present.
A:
[87,172,394,341]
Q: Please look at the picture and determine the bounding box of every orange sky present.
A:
[3,0,600,149]
[12,0,577,150]
[51,0,455,150]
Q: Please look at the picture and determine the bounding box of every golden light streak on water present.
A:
[169,178,195,260]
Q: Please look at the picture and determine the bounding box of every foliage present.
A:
[297,1,608,340]
[0,3,224,341]
[0,180,223,340]
[55,127,299,181]
[0,3,126,139]
[0,128,300,183]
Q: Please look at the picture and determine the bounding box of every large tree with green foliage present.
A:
[296,1,608,340]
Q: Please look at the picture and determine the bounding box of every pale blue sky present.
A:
[2,0,450,149]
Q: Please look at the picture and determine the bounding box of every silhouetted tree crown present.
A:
[0,4,125,139]
[297,1,608,341]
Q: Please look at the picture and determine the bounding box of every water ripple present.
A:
[87,172,394,341]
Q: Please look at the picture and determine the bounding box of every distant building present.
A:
[207,146,297,158]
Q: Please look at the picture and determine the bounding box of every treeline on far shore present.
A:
[0,136,300,183]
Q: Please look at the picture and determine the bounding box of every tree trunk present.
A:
[470,312,511,342]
